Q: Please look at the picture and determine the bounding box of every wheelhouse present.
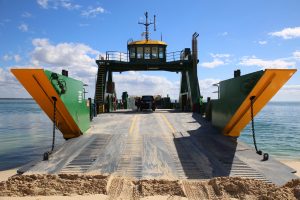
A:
[128,40,167,63]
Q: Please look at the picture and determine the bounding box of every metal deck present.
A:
[18,110,298,186]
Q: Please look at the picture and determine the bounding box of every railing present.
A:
[166,51,185,62]
[106,51,129,62]
[102,50,191,62]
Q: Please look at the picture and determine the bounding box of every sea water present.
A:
[240,101,300,160]
[0,99,299,170]
[0,99,64,170]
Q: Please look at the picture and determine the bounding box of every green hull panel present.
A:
[44,70,90,133]
[211,70,264,131]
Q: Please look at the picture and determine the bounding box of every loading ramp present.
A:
[18,110,297,186]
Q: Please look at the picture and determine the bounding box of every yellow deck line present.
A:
[129,115,138,135]
[160,114,176,133]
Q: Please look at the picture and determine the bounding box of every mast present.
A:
[138,12,156,41]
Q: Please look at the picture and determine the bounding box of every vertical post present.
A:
[88,98,93,121]
[189,32,201,112]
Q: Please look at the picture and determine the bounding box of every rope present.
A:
[250,96,269,161]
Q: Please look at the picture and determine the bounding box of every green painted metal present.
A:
[122,92,129,109]
[44,70,90,133]
[211,70,264,131]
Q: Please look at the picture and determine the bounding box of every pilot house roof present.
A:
[128,40,167,46]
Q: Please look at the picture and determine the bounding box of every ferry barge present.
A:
[11,12,297,185]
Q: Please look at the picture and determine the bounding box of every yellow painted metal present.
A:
[223,69,297,137]
[128,40,167,45]
[11,69,82,139]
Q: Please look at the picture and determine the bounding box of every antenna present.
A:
[138,12,156,41]
[154,15,156,31]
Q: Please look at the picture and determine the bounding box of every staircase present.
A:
[95,65,106,105]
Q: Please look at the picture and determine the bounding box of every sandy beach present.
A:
[0,160,299,200]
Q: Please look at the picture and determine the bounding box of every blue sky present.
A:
[0,0,299,100]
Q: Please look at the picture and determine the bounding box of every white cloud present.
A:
[269,27,300,39]
[81,6,105,17]
[22,12,32,18]
[210,53,231,58]
[272,85,300,102]
[60,0,81,10]
[258,41,267,45]
[14,55,21,62]
[293,51,300,59]
[239,56,295,69]
[0,68,29,98]
[199,78,221,99]
[37,0,48,8]
[79,23,90,27]
[1,38,104,98]
[220,32,228,36]
[113,72,222,100]
[37,0,80,10]
[200,59,224,68]
[2,54,21,62]
[18,23,28,32]
[32,38,49,47]
[114,72,179,99]
[30,38,101,96]
[2,54,12,61]
[200,53,231,68]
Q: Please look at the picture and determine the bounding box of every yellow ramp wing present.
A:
[223,69,297,137]
[11,69,82,139]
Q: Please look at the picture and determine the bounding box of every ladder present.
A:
[95,65,106,105]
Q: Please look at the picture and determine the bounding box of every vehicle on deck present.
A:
[140,95,156,111]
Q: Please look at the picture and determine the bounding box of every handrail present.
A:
[106,51,129,62]
[103,50,191,62]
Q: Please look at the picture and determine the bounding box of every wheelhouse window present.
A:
[144,47,150,59]
[159,47,164,58]
[152,47,158,59]
[130,47,136,58]
[137,47,143,59]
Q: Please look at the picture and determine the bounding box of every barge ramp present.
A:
[18,110,298,186]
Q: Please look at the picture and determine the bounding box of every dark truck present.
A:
[139,95,156,111]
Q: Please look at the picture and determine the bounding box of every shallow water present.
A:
[0,99,64,170]
[240,101,300,160]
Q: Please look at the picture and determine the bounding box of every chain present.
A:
[250,96,261,155]
[51,96,57,152]
[250,96,269,161]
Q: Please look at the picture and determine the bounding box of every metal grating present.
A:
[115,135,143,179]
[60,135,112,173]
[171,132,212,179]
